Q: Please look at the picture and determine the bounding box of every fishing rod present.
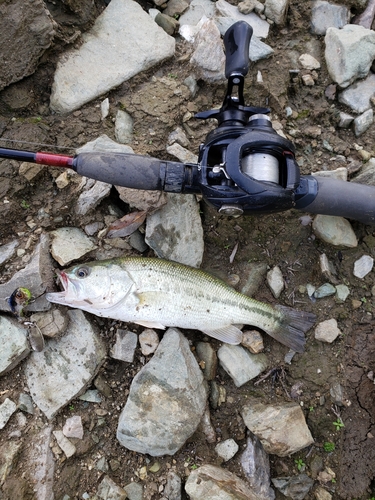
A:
[1,21,375,225]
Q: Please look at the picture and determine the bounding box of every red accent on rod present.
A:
[35,152,74,167]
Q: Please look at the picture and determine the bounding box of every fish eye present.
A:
[75,266,90,279]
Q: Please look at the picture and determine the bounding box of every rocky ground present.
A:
[1,0,375,499]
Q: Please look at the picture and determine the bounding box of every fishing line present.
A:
[0,137,76,151]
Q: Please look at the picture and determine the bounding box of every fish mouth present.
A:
[59,271,69,291]
[45,271,69,305]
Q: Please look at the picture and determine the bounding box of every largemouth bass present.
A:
[46,257,315,352]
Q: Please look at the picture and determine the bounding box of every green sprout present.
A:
[333,418,344,431]
[20,200,30,209]
[323,441,335,452]
[295,458,305,471]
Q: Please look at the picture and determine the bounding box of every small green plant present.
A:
[69,404,75,411]
[309,406,314,412]
[323,441,335,452]
[294,458,305,471]
[333,418,344,431]
[20,200,30,209]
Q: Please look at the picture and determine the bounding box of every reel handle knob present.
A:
[223,21,253,78]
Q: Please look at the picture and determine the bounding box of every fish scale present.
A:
[46,257,316,352]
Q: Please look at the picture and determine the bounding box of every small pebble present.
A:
[314,318,341,343]
[353,255,374,279]
[215,438,239,461]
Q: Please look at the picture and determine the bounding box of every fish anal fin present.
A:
[134,320,166,330]
[201,325,243,345]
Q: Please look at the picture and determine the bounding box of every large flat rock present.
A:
[50,0,175,113]
[25,310,106,419]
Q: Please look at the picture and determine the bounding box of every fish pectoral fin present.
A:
[201,325,243,345]
[134,320,167,330]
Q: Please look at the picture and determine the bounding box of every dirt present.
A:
[1,0,375,499]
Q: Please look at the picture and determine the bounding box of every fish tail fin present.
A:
[268,305,316,353]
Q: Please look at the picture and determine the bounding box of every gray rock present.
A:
[145,193,204,268]
[18,393,34,414]
[117,186,167,212]
[239,261,268,297]
[312,167,347,181]
[139,328,159,356]
[164,471,182,500]
[124,481,144,500]
[0,0,56,91]
[164,0,189,17]
[354,108,374,137]
[312,215,358,248]
[352,0,375,28]
[116,328,207,456]
[238,0,265,15]
[196,342,217,380]
[22,425,54,499]
[79,389,102,403]
[53,430,76,458]
[128,230,148,253]
[63,415,84,439]
[0,316,30,376]
[264,0,290,25]
[215,438,239,461]
[315,486,332,500]
[325,25,375,88]
[168,127,190,148]
[185,464,260,499]
[215,0,270,39]
[310,1,349,35]
[0,234,53,313]
[76,134,135,155]
[199,404,217,443]
[115,110,134,144]
[272,474,314,500]
[338,73,375,113]
[76,178,112,216]
[0,240,19,266]
[25,310,106,419]
[330,381,345,406]
[50,227,97,266]
[190,20,226,83]
[0,441,22,486]
[335,284,350,302]
[338,112,354,128]
[30,309,69,338]
[166,143,198,163]
[241,432,275,500]
[354,255,374,278]
[218,344,268,387]
[0,398,17,430]
[178,0,216,26]
[267,266,284,298]
[242,401,314,456]
[314,318,341,343]
[314,283,336,298]
[155,12,180,36]
[353,158,375,185]
[97,475,127,500]
[241,330,264,353]
[249,35,274,61]
[110,329,138,363]
[50,0,175,113]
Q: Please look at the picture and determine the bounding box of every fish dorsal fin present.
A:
[134,320,167,330]
[201,325,243,345]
